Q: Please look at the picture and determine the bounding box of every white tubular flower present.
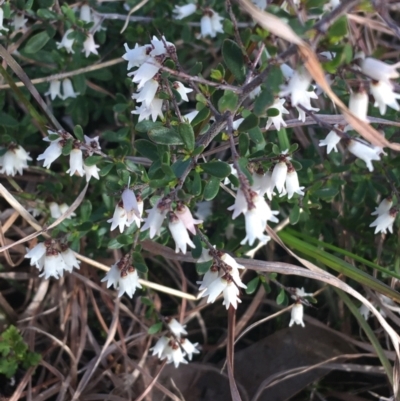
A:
[173,3,197,19]
[82,33,99,57]
[49,202,62,218]
[227,189,248,219]
[56,29,75,53]
[84,135,101,151]
[0,8,9,32]
[45,80,62,100]
[25,242,47,268]
[361,57,400,83]
[79,4,92,22]
[150,36,175,57]
[180,338,200,360]
[294,287,313,298]
[183,110,199,123]
[60,246,80,272]
[197,247,214,263]
[132,98,164,122]
[118,266,142,298]
[0,145,32,176]
[129,57,161,89]
[151,336,169,359]
[164,341,188,368]
[101,261,121,290]
[371,198,393,216]
[122,43,148,70]
[37,136,63,169]
[359,304,371,320]
[121,188,140,222]
[285,167,305,199]
[83,162,100,182]
[173,81,193,102]
[168,212,196,254]
[199,9,223,38]
[279,69,313,107]
[197,265,219,291]
[62,78,80,99]
[347,139,381,172]
[40,249,68,280]
[175,204,202,235]
[349,90,369,122]
[232,118,244,130]
[319,128,341,154]
[12,14,28,31]
[265,98,289,131]
[249,85,261,99]
[370,81,400,115]
[241,208,270,246]
[223,281,242,309]
[295,91,319,122]
[59,203,76,218]
[271,161,288,194]
[202,276,228,304]
[66,148,84,177]
[141,201,168,238]
[369,209,397,234]
[167,318,188,338]
[221,253,245,271]
[289,303,305,327]
[252,171,273,200]
[132,79,159,107]
[108,202,128,233]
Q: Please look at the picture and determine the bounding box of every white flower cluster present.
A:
[25,240,80,279]
[123,36,192,122]
[227,151,304,247]
[101,255,142,298]
[0,144,32,176]
[37,131,101,182]
[45,79,80,101]
[151,318,200,368]
[48,202,75,219]
[369,198,397,235]
[173,4,223,38]
[289,287,313,328]
[197,249,247,309]
[140,200,202,254]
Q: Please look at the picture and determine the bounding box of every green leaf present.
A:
[190,62,203,75]
[222,39,246,83]
[61,139,73,156]
[277,128,290,152]
[196,260,213,274]
[0,112,18,127]
[73,125,84,141]
[245,276,260,294]
[171,158,191,178]
[134,139,158,161]
[239,133,249,156]
[276,288,286,305]
[148,127,184,146]
[266,107,280,117]
[203,176,220,200]
[248,126,266,148]
[83,155,102,167]
[135,120,163,133]
[289,204,301,224]
[201,161,231,178]
[191,106,210,126]
[148,322,163,335]
[23,31,50,54]
[254,89,274,116]
[313,187,339,200]
[191,235,203,259]
[178,123,195,151]
[218,90,238,113]
[237,113,259,132]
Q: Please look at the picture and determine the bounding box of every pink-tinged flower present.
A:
[129,57,161,89]
[175,204,202,235]
[37,135,63,169]
[173,3,197,19]
[369,209,397,234]
[0,145,32,176]
[132,79,159,107]
[371,198,392,217]
[285,167,305,199]
[122,43,148,70]
[132,98,164,122]
[166,318,188,338]
[45,80,62,100]
[265,98,289,131]
[140,201,169,238]
[101,262,142,298]
[61,78,80,99]
[56,29,75,53]
[289,303,305,327]
[370,80,400,115]
[227,189,248,219]
[168,212,196,254]
[271,161,288,194]
[319,128,341,154]
[199,9,223,38]
[66,148,84,177]
[361,57,400,84]
[83,162,100,182]
[347,139,381,172]
[60,245,81,273]
[173,81,193,102]
[82,33,99,58]
[349,90,369,122]
[180,338,200,360]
